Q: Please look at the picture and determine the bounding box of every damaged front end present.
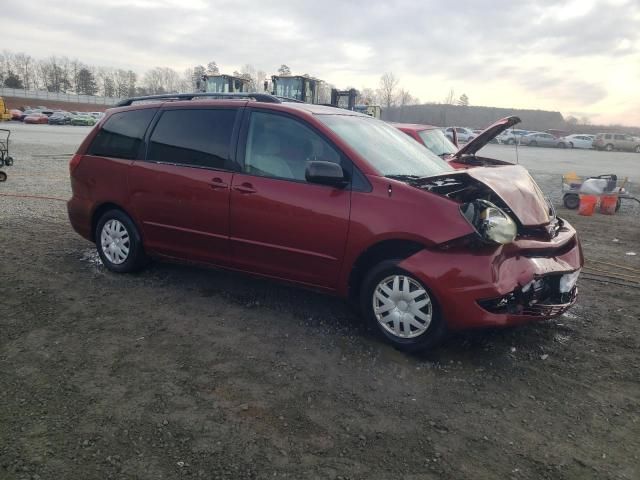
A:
[478,270,579,317]
[407,165,557,241]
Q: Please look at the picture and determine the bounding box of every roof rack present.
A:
[115,92,282,107]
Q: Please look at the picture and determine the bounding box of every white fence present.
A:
[0,87,121,105]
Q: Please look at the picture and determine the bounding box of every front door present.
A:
[229,109,351,289]
[128,107,239,264]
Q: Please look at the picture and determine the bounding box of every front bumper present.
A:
[398,220,583,330]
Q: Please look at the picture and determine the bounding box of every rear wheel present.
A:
[558,142,566,149]
[605,143,614,152]
[95,209,147,273]
[635,145,640,153]
[361,260,445,352]
[506,138,515,145]
[563,194,580,209]
[529,140,537,147]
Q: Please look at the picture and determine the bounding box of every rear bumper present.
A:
[398,222,584,330]
[67,196,94,241]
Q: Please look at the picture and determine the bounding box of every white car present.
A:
[496,129,529,145]
[444,126,476,143]
[558,134,595,149]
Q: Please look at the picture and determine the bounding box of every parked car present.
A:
[496,129,529,145]
[9,109,23,120]
[520,132,562,148]
[444,126,476,143]
[23,112,49,124]
[48,111,74,125]
[68,95,583,352]
[395,117,531,169]
[70,114,97,126]
[89,111,105,120]
[557,134,595,149]
[391,123,459,158]
[593,133,640,152]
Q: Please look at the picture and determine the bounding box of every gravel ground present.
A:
[1,123,639,479]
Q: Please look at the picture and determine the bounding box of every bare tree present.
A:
[397,88,416,107]
[443,88,456,105]
[378,72,399,108]
[357,87,377,105]
[206,61,219,74]
[14,53,34,90]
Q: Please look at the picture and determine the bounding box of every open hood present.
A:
[453,116,521,158]
[403,165,552,227]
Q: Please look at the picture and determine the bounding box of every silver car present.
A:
[520,132,561,148]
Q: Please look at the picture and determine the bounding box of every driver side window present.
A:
[244,111,342,182]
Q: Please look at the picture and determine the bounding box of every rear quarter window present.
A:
[88,109,157,159]
[146,109,237,169]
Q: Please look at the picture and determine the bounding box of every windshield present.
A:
[318,115,452,177]
[205,77,229,93]
[417,129,458,156]
[274,77,304,101]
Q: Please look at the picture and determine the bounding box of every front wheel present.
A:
[605,143,614,152]
[529,140,537,147]
[361,260,445,352]
[95,209,148,273]
[635,145,640,153]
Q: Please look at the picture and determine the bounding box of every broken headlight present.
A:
[461,200,517,245]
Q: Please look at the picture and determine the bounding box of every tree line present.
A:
[0,50,426,107]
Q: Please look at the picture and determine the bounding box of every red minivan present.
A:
[68,93,583,351]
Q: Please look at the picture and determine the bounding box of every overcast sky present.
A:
[5,0,640,125]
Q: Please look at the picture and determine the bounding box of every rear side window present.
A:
[88,109,156,159]
[147,109,236,169]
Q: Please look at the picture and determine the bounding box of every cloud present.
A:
[4,0,640,123]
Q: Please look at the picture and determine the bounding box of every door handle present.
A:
[233,183,257,194]
[210,177,228,189]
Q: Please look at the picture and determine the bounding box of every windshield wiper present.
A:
[385,174,424,182]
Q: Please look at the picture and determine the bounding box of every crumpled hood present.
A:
[465,165,551,226]
[403,164,552,227]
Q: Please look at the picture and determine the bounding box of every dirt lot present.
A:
[1,124,639,479]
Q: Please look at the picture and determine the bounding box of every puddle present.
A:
[80,248,104,272]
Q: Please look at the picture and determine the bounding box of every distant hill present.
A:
[382,104,640,136]
[382,104,566,131]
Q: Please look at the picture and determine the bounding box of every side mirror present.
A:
[305,161,348,188]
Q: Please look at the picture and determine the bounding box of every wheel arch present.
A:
[347,239,425,302]
[91,202,140,242]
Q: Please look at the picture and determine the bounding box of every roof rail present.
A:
[115,92,282,107]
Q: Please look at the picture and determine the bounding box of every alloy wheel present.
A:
[372,275,432,339]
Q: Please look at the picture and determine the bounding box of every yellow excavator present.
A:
[0,97,11,121]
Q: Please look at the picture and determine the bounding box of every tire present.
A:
[95,209,147,273]
[558,142,566,149]
[4,156,13,166]
[529,140,537,147]
[605,144,614,152]
[563,194,580,210]
[360,260,446,352]
[635,145,640,153]
[507,138,515,145]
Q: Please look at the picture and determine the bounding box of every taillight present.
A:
[69,153,83,174]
